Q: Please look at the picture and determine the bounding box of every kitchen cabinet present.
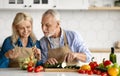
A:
[1,0,55,9]
[1,0,120,10]
[0,0,89,10]
[55,0,89,9]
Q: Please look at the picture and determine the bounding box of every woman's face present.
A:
[16,20,32,38]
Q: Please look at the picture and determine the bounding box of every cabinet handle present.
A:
[53,5,56,8]
[24,5,27,7]
[29,5,32,7]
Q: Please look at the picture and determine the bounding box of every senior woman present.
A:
[0,12,42,68]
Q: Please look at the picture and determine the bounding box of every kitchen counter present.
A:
[0,68,99,76]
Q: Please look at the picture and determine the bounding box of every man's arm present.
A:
[65,31,92,63]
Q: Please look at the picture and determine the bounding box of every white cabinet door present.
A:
[3,0,55,9]
[4,0,26,9]
[0,1,3,8]
[2,0,89,9]
[56,0,89,9]
[31,0,55,9]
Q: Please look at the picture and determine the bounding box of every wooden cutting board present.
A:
[44,68,78,72]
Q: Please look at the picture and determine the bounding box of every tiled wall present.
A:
[0,10,120,48]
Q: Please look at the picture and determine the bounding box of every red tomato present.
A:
[34,66,43,73]
[96,70,101,75]
[93,69,98,74]
[101,72,108,76]
[85,70,89,74]
[78,69,85,74]
[87,70,93,75]
[27,66,34,72]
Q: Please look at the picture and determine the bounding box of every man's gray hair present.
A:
[42,9,60,21]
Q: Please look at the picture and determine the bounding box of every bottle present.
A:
[109,47,117,63]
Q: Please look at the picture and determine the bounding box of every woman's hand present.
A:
[4,49,19,59]
[32,47,41,61]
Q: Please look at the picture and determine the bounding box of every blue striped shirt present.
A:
[40,29,92,63]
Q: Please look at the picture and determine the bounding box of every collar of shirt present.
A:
[47,29,64,48]
[14,36,34,47]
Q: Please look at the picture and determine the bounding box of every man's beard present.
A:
[45,29,56,38]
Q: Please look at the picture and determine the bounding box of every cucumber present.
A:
[64,65,80,69]
[44,63,80,69]
[44,63,62,68]
[95,67,107,72]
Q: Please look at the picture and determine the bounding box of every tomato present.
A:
[92,69,98,74]
[85,70,89,74]
[27,66,34,72]
[101,72,108,76]
[87,70,93,75]
[78,69,85,74]
[34,66,43,73]
[96,70,101,75]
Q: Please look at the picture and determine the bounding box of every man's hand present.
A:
[65,52,87,62]
[45,58,58,65]
[5,49,19,59]
[64,52,76,63]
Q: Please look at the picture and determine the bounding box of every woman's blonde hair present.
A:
[11,12,36,44]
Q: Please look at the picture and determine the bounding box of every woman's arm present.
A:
[34,40,43,66]
[0,37,14,68]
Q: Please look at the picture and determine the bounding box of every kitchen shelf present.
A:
[90,48,120,53]
[88,6,120,10]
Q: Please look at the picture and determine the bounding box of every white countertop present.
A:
[0,68,99,76]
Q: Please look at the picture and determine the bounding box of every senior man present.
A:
[40,9,92,65]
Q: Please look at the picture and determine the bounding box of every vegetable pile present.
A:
[78,57,120,76]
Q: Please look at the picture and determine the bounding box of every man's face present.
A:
[41,14,59,37]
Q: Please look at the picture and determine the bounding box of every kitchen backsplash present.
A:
[0,10,120,48]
